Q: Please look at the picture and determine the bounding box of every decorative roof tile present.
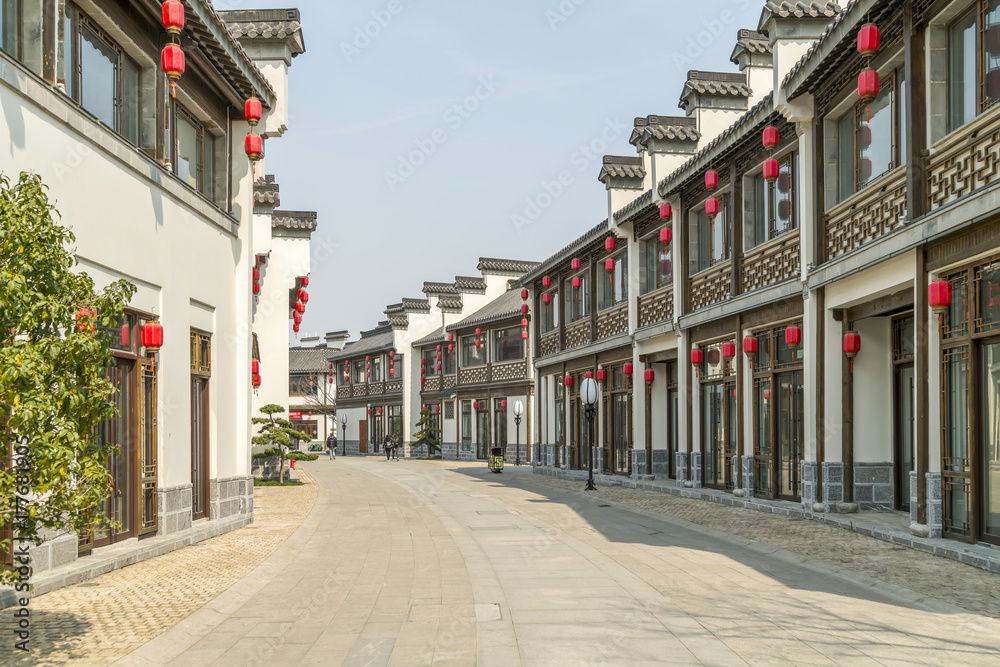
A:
[614,190,655,224]
[782,1,865,95]
[477,258,541,275]
[630,115,701,147]
[454,276,488,292]
[762,1,841,24]
[272,210,317,231]
[220,8,306,56]
[254,175,280,207]
[438,296,464,310]
[680,71,752,108]
[731,29,773,64]
[289,347,336,373]
[328,326,395,361]
[447,289,524,333]
[423,281,459,295]
[598,156,646,183]
[388,316,409,328]
[401,298,431,312]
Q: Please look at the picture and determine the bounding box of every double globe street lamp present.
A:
[581,377,598,491]
[340,413,348,457]
[513,400,524,466]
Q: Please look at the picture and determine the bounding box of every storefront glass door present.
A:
[776,372,804,501]
[980,342,1000,543]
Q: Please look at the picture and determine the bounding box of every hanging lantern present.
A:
[571,258,581,271]
[162,1,185,34]
[475,339,482,348]
[521,331,529,340]
[521,289,529,301]
[436,345,442,352]
[252,373,261,389]
[473,401,480,410]
[763,159,780,183]
[245,97,263,127]
[368,409,373,415]
[690,349,703,365]
[596,369,607,382]
[743,336,758,355]
[572,277,582,290]
[623,363,633,376]
[448,334,454,342]
[329,377,333,384]
[644,369,655,384]
[293,323,300,334]
[475,329,481,336]
[660,228,672,245]
[585,371,594,379]
[293,312,302,325]
[785,325,802,349]
[141,321,164,353]
[448,344,454,352]
[379,408,384,415]
[252,282,260,295]
[435,405,441,412]
[542,293,552,305]
[300,276,309,287]
[366,356,371,362]
[722,342,737,359]
[605,238,616,252]
[705,170,719,190]
[564,376,573,387]
[762,126,779,150]
[844,331,862,374]
[436,354,441,361]
[605,258,616,273]
[73,308,94,333]
[121,322,130,347]
[436,363,442,370]
[161,44,185,96]
[297,287,307,300]
[501,399,507,408]
[252,267,260,282]
[705,198,720,219]
[245,132,264,161]
[521,318,528,328]
[929,280,953,315]
[542,276,552,288]
[659,203,672,219]
[858,69,880,102]
[857,23,881,56]
[522,304,530,315]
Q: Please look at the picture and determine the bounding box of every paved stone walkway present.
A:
[108,459,999,666]
[2,472,317,666]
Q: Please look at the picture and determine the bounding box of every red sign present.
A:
[289,411,303,419]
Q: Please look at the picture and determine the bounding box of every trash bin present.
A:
[489,447,504,473]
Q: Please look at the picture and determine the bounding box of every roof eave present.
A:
[783,0,871,100]
[191,0,276,108]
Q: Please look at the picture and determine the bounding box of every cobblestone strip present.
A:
[2,474,318,667]
[518,473,1000,619]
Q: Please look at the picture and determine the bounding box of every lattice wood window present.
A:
[750,153,798,247]
[445,401,456,420]
[190,331,211,376]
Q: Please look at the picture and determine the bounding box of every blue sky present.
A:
[233,0,764,339]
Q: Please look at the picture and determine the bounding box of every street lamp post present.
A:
[513,400,524,466]
[581,377,598,491]
[340,414,348,457]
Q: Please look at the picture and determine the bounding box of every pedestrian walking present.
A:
[327,432,337,460]
[384,434,392,461]
[393,436,401,461]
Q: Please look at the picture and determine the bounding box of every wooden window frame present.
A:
[639,232,672,295]
[751,152,799,247]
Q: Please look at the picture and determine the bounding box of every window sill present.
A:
[744,228,799,258]
[824,165,906,219]
[929,102,1000,156]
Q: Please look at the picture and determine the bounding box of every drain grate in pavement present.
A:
[598,504,611,507]
[469,525,519,531]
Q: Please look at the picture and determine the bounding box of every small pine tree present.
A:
[252,404,312,483]
[412,408,442,458]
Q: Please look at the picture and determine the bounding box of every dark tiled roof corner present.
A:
[781,1,861,95]
[631,115,701,146]
[413,326,447,347]
[680,71,752,107]
[521,219,609,284]
[731,29,773,64]
[388,316,409,328]
[423,281,459,295]
[401,298,431,312]
[447,288,524,332]
[477,258,541,275]
[328,325,395,361]
[272,210,317,232]
[220,8,306,56]
[437,296,464,310]
[614,190,656,224]
[289,347,337,373]
[598,155,646,183]
[763,1,841,22]
[254,175,280,207]
[454,276,488,292]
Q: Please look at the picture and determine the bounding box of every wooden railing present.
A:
[564,319,591,350]
[742,233,800,293]
[928,105,1000,212]
[824,167,906,261]
[690,263,732,311]
[637,285,674,329]
[596,302,628,340]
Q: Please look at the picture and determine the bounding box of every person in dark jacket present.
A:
[384,434,392,461]
[326,432,337,460]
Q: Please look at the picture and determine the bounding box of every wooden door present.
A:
[359,421,368,454]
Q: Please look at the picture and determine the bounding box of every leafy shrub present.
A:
[286,451,319,461]
[252,448,282,460]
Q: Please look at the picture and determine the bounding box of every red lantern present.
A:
[605,238,616,252]
[245,97,262,127]
[252,282,260,295]
[596,369,607,382]
[252,267,260,282]
[297,287,307,300]
[436,363,441,370]
[162,0,185,34]
[141,321,164,352]
[858,69,879,102]
[690,349,703,365]
[705,170,719,190]
[705,198,720,219]
[522,304,530,315]
[161,44,185,92]
[585,371,594,379]
[473,401,480,410]
[436,354,441,361]
[435,405,441,412]
[521,289,529,301]
[475,329,482,336]
[475,340,482,348]
[390,368,395,376]
[329,363,333,370]
[762,126,779,150]
[542,293,552,305]
[521,331,528,340]
[564,376,573,387]
[366,356,371,361]
[743,336,758,355]
[448,344,454,352]
[644,369,655,384]
[300,276,310,287]
[572,277,581,290]
[785,325,802,349]
[857,24,881,56]
[605,258,616,273]
[448,334,454,342]
[542,276,552,288]
[121,323,130,347]
[659,203,672,219]
[623,363,633,376]
[860,158,873,181]
[929,281,953,315]
[245,132,263,161]
[763,159,779,183]
[660,228,672,244]
[293,312,302,324]
[501,400,507,408]
[293,323,300,334]
[379,408,384,415]
[436,345,442,352]
[368,409,373,415]
[844,331,861,357]
[722,342,736,359]
[521,318,528,327]
[571,258,581,271]
[295,301,305,314]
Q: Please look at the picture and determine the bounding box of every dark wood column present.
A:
[813,118,826,265]
[730,160,743,297]
[915,250,929,525]
[904,2,928,222]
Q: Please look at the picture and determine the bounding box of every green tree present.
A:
[252,404,312,483]
[0,172,136,585]
[412,408,442,458]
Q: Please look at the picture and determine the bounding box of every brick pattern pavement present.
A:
[1,473,317,666]
[519,473,1000,619]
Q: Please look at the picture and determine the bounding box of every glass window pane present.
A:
[711,200,725,265]
[985,1,1000,108]
[80,25,117,129]
[640,237,654,295]
[775,158,793,235]
[1,0,18,55]
[492,327,524,363]
[982,343,1000,537]
[950,11,977,131]
[203,134,216,199]
[837,111,855,203]
[122,59,139,145]
[897,71,907,163]
[754,174,768,246]
[859,85,893,187]
[177,113,200,189]
[461,335,486,367]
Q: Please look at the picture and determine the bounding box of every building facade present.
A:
[524,0,1000,553]
[0,2,311,576]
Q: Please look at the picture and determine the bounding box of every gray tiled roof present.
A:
[680,71,752,108]
[388,316,408,328]
[290,347,336,373]
[731,29,773,64]
[520,219,609,285]
[423,281,458,295]
[413,326,447,347]
[761,1,841,27]
[328,327,395,361]
[598,156,646,182]
[454,276,488,292]
[782,1,866,96]
[448,289,525,333]
[401,298,431,312]
[438,296,464,310]
[272,210,317,231]
[614,190,656,225]
[477,258,541,275]
[220,8,306,56]
[254,175,280,207]
[630,116,701,147]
